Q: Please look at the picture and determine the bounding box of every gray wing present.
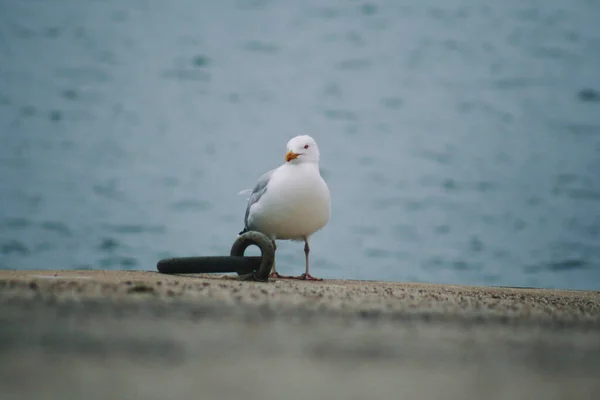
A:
[239,168,276,234]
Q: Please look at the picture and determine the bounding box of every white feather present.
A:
[238,189,252,198]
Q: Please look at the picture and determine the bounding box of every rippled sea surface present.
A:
[1,0,599,290]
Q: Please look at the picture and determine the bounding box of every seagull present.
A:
[239,135,331,280]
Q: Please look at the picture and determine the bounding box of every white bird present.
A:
[239,135,331,280]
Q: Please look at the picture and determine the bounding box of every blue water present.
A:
[1,0,599,290]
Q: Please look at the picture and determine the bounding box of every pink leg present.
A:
[269,240,281,279]
[292,240,322,281]
[268,240,295,279]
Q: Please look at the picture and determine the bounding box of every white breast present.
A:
[247,163,330,240]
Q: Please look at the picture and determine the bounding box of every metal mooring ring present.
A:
[156,231,274,282]
[230,231,274,282]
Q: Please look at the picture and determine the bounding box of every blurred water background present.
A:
[1,0,599,290]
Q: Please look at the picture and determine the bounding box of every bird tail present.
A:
[238,227,249,235]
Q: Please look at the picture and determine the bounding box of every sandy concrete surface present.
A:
[1,270,599,400]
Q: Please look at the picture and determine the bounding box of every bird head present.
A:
[285,135,320,164]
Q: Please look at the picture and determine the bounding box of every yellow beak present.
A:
[285,151,299,162]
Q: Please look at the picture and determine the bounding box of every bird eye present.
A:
[304,144,309,149]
